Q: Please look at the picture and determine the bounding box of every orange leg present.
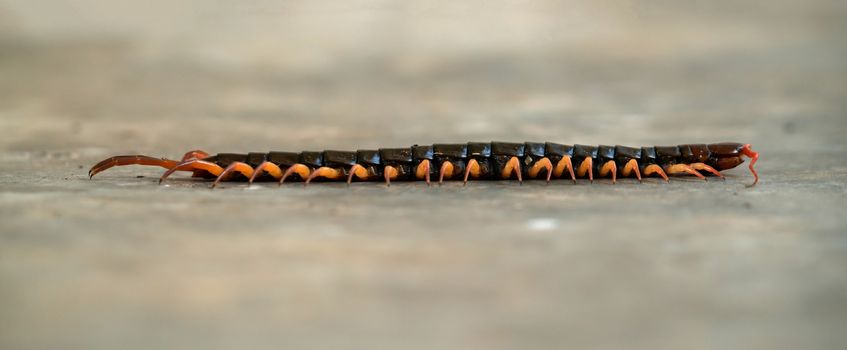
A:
[621,159,642,182]
[212,162,255,188]
[159,159,225,184]
[305,167,344,185]
[90,149,210,179]
[528,158,553,183]
[643,164,669,182]
[553,156,576,183]
[576,157,593,182]
[384,165,399,186]
[347,164,370,185]
[280,164,311,185]
[501,156,523,184]
[741,143,759,186]
[665,164,706,180]
[89,155,180,178]
[439,161,454,185]
[690,163,724,179]
[463,159,481,185]
[599,160,617,184]
[176,150,214,178]
[415,159,431,185]
[248,161,283,186]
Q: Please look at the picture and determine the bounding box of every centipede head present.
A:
[708,142,759,186]
[707,143,745,170]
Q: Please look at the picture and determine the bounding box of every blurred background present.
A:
[1,1,846,349]
[1,0,844,151]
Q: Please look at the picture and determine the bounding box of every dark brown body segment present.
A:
[433,144,468,181]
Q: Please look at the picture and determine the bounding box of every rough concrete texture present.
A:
[1,1,846,349]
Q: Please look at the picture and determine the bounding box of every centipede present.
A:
[88,142,759,187]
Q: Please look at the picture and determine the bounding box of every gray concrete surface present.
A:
[1,1,846,349]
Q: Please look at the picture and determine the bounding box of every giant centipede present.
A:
[89,142,760,187]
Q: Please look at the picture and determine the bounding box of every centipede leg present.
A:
[249,161,283,186]
[665,164,706,181]
[577,158,593,183]
[554,156,577,183]
[529,158,553,183]
[501,156,523,184]
[384,165,398,187]
[159,159,225,184]
[89,155,180,179]
[439,161,454,186]
[599,160,617,184]
[463,159,480,186]
[211,162,255,188]
[280,164,311,185]
[643,164,669,182]
[305,167,343,186]
[347,164,369,185]
[416,159,431,186]
[690,163,724,179]
[180,150,210,161]
[89,149,211,178]
[622,159,642,183]
[178,150,215,178]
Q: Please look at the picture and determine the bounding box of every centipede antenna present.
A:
[741,144,759,187]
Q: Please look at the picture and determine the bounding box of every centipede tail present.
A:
[90,142,760,188]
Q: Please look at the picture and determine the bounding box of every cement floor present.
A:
[1,1,846,349]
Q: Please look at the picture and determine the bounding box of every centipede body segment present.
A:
[89,142,760,187]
